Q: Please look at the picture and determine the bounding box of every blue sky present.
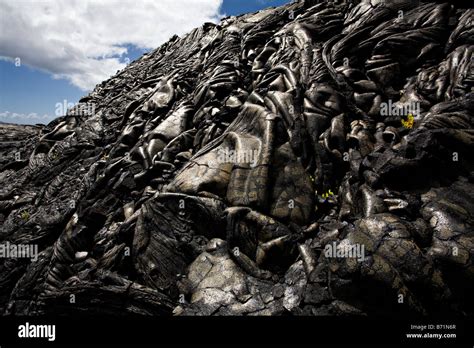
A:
[0,0,290,125]
[221,0,290,17]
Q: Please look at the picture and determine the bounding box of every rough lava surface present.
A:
[0,0,473,316]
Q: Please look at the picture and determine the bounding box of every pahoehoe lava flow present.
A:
[0,0,473,316]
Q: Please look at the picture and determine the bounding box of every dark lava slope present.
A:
[0,0,473,316]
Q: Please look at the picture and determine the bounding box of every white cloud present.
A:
[0,0,223,91]
[0,111,51,125]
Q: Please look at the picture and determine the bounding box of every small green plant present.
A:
[322,189,334,200]
[20,210,30,221]
[315,189,335,202]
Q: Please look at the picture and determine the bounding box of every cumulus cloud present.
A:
[0,0,223,91]
[0,111,51,125]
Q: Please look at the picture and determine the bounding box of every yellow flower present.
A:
[402,114,414,129]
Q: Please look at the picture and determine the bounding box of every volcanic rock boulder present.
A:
[0,0,473,316]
